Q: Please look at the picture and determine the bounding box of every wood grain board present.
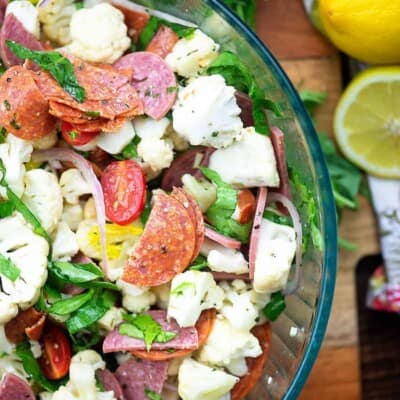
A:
[255,0,380,398]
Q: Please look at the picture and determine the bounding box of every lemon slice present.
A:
[334,67,400,178]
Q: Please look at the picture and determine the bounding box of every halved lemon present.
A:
[334,67,400,178]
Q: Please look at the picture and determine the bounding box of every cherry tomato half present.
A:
[39,324,71,380]
[61,121,99,146]
[101,160,146,225]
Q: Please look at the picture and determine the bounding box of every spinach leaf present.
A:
[222,0,257,28]
[114,136,141,161]
[0,253,20,281]
[170,282,194,296]
[0,200,15,217]
[300,90,328,118]
[49,289,94,315]
[262,291,286,321]
[6,41,85,103]
[189,255,208,271]
[263,209,293,227]
[71,326,101,353]
[144,387,162,400]
[140,190,152,225]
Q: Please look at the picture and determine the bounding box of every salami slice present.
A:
[146,25,179,59]
[131,309,216,361]
[114,52,177,120]
[231,323,272,400]
[0,374,35,400]
[211,272,250,281]
[115,358,168,400]
[205,226,242,250]
[96,369,125,400]
[0,66,56,140]
[235,91,254,128]
[122,190,196,287]
[0,0,8,26]
[0,14,44,68]
[103,310,198,354]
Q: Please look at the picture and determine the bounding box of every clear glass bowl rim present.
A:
[204,1,338,398]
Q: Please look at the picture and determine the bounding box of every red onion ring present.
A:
[211,271,250,282]
[267,192,303,296]
[32,148,108,274]
[205,226,242,250]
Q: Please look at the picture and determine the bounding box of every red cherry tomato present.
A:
[39,324,71,380]
[61,121,99,146]
[101,160,147,225]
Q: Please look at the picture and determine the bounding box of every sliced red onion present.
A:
[267,192,303,296]
[37,0,52,8]
[212,271,250,282]
[205,226,242,250]
[32,148,108,274]
[248,187,268,280]
[163,382,178,392]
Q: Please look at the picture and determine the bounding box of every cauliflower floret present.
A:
[133,117,171,140]
[166,29,220,78]
[152,283,171,309]
[166,128,190,151]
[32,131,58,150]
[167,271,224,328]
[0,134,33,198]
[22,169,63,234]
[62,203,83,232]
[6,1,40,39]
[0,214,49,324]
[137,137,174,173]
[60,169,92,205]
[182,174,216,213]
[117,280,156,313]
[209,126,280,188]
[52,221,79,261]
[178,358,238,400]
[196,316,262,376]
[200,238,249,275]
[96,120,136,155]
[172,75,243,148]
[97,306,123,332]
[68,3,131,64]
[253,218,296,294]
[37,0,75,45]
[50,350,115,400]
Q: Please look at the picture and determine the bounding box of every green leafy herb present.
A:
[141,190,152,225]
[144,387,162,400]
[119,313,177,351]
[300,90,328,118]
[49,289,94,315]
[7,41,85,103]
[85,111,100,118]
[0,59,6,76]
[0,253,20,281]
[263,209,293,227]
[170,282,194,296]
[0,200,15,217]
[189,255,208,271]
[3,99,11,111]
[71,325,101,352]
[222,0,257,28]
[114,136,141,160]
[262,291,286,321]
[0,127,7,143]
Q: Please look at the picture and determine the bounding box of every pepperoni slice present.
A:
[131,309,216,361]
[231,323,272,400]
[69,117,126,133]
[121,190,196,287]
[146,25,179,58]
[114,52,177,120]
[237,189,256,224]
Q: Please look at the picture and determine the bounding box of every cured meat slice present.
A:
[122,190,196,287]
[211,272,250,281]
[103,310,198,353]
[171,187,205,262]
[235,91,254,128]
[96,369,125,400]
[161,147,215,192]
[146,25,179,59]
[0,374,35,400]
[249,187,268,280]
[0,14,44,68]
[131,309,216,361]
[69,116,126,133]
[115,358,168,400]
[231,323,272,400]
[0,0,8,26]
[204,226,242,250]
[114,52,177,120]
[0,66,56,140]
[236,189,256,225]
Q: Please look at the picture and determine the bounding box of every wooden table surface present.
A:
[255,0,381,398]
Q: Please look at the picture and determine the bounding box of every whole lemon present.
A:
[319,0,400,64]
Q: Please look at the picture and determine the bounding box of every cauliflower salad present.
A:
[0,1,306,399]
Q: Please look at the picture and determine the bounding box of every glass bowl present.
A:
[135,0,338,398]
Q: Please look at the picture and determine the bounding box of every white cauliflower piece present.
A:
[196,316,262,376]
[96,120,136,155]
[166,29,219,78]
[209,126,280,188]
[29,340,42,359]
[0,134,33,198]
[253,218,296,294]
[37,0,75,45]
[52,221,79,261]
[60,168,92,205]
[200,238,249,274]
[182,174,216,213]
[166,128,190,151]
[68,3,130,64]
[172,75,243,148]
[22,169,63,234]
[167,271,223,328]
[6,1,40,39]
[0,214,48,324]
[50,350,115,400]
[62,203,83,232]
[137,137,174,172]
[178,358,238,400]
[133,117,170,140]
[32,131,58,150]
[152,283,171,309]
[97,307,123,332]
[117,280,156,313]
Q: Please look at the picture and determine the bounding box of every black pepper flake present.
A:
[3,100,11,111]
[6,77,11,83]
[10,114,21,130]
[254,224,260,230]
[160,245,168,254]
